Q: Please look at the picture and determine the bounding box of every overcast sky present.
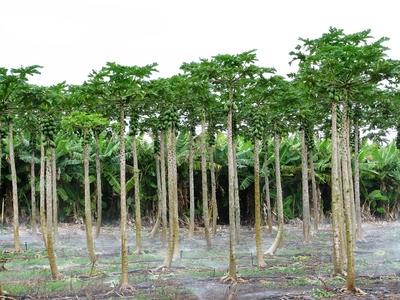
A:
[1,0,399,86]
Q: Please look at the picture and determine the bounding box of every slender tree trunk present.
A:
[45,148,58,279]
[40,138,47,246]
[210,145,218,235]
[9,122,21,252]
[340,104,356,291]
[346,117,357,242]
[52,148,58,237]
[265,133,284,255]
[150,207,161,238]
[188,130,195,238]
[119,109,129,288]
[201,118,211,249]
[317,185,324,223]
[227,108,237,279]
[95,134,103,238]
[31,150,37,235]
[254,138,266,267]
[301,129,311,242]
[163,127,179,267]
[83,141,96,267]
[263,143,273,234]
[233,140,240,243]
[353,124,362,240]
[0,126,2,211]
[1,199,4,225]
[172,128,179,257]
[132,136,142,254]
[338,134,347,265]
[150,153,162,238]
[309,149,319,231]
[160,132,168,244]
[331,102,344,275]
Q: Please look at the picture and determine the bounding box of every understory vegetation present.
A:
[1,133,400,224]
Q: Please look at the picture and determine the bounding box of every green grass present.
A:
[287,277,318,287]
[2,278,86,296]
[312,287,335,299]
[269,262,307,275]
[0,267,50,281]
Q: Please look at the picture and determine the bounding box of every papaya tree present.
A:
[242,66,276,266]
[154,76,186,268]
[20,84,46,235]
[62,110,107,273]
[204,50,259,282]
[263,76,295,256]
[90,62,157,288]
[128,110,143,254]
[0,65,41,251]
[77,81,109,237]
[291,27,400,292]
[145,82,169,245]
[181,61,220,248]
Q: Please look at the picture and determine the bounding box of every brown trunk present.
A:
[9,122,21,252]
[265,133,284,255]
[95,134,103,238]
[31,150,37,235]
[45,148,59,279]
[210,145,218,235]
[201,118,211,249]
[254,138,266,267]
[301,129,311,242]
[132,136,142,254]
[83,140,96,266]
[119,109,129,287]
[188,130,195,238]
[227,108,237,279]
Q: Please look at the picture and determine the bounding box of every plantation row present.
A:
[0,133,399,224]
[1,27,400,293]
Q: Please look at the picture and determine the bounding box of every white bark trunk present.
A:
[9,122,21,252]
[188,130,195,238]
[265,133,284,255]
[301,129,311,242]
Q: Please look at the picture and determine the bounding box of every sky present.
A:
[0,0,399,86]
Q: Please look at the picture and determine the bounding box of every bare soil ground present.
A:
[0,221,399,299]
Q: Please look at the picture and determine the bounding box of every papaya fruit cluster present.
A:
[252,113,263,140]
[41,116,57,148]
[160,107,179,130]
